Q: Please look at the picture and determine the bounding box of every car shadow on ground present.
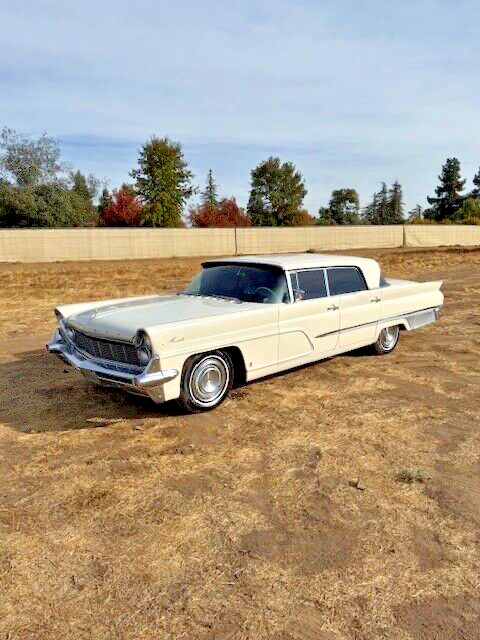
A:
[0,348,184,433]
[0,343,378,434]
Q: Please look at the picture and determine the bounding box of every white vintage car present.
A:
[48,253,443,412]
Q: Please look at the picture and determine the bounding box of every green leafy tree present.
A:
[387,181,404,223]
[201,169,219,207]
[0,182,95,227]
[316,206,333,225]
[247,157,307,226]
[34,185,96,227]
[130,136,195,227]
[427,158,465,221]
[461,197,480,221]
[0,182,37,227]
[328,188,360,224]
[70,170,101,203]
[0,127,70,187]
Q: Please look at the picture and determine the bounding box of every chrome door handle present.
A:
[370,296,381,303]
[327,304,338,311]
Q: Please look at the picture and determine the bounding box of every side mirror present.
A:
[293,288,305,302]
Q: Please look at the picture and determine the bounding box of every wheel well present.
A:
[379,320,408,332]
[181,346,247,387]
[222,346,247,386]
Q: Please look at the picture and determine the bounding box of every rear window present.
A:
[296,269,327,300]
[327,267,366,295]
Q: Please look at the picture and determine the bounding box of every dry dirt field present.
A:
[0,248,479,640]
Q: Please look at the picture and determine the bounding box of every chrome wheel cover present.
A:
[189,355,230,407]
[379,325,399,351]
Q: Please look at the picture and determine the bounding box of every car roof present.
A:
[205,252,375,270]
[203,253,381,288]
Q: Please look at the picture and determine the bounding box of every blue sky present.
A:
[1,0,479,214]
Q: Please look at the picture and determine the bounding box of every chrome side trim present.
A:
[314,305,443,339]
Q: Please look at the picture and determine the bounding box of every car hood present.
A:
[62,294,258,341]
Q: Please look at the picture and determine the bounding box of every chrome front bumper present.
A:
[47,329,178,403]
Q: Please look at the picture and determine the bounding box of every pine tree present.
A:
[471,167,480,199]
[201,169,219,207]
[98,187,112,217]
[247,157,307,226]
[387,181,404,223]
[376,183,389,224]
[427,158,465,221]
[408,205,423,221]
[71,171,91,202]
[362,195,377,225]
[130,136,195,227]
[362,184,389,224]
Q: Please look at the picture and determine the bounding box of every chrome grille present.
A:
[72,330,140,366]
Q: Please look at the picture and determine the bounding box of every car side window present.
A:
[327,267,366,295]
[296,269,328,300]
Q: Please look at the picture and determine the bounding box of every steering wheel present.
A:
[254,286,275,302]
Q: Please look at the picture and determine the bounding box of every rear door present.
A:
[327,267,381,348]
[278,268,340,363]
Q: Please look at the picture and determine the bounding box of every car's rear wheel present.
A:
[177,350,233,412]
[372,325,400,355]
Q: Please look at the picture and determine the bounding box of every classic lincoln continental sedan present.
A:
[47,254,443,412]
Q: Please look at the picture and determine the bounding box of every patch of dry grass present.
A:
[0,248,479,639]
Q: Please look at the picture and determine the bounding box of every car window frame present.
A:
[289,268,330,302]
[326,266,368,296]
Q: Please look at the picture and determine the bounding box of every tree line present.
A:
[1,126,480,228]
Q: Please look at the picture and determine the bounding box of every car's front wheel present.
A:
[177,350,233,412]
[372,325,400,355]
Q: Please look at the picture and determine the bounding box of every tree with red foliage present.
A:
[100,185,143,226]
[188,197,251,228]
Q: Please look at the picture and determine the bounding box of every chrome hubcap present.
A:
[189,355,229,407]
[379,325,399,351]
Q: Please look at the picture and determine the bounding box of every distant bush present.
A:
[292,209,316,226]
[408,217,437,225]
[189,198,251,228]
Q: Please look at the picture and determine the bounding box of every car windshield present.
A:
[182,264,289,304]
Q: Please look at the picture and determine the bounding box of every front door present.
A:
[279,269,340,363]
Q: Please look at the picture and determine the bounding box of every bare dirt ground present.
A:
[0,247,479,640]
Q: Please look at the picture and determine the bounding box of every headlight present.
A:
[58,315,74,341]
[134,330,152,364]
[63,324,75,340]
[137,348,151,366]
